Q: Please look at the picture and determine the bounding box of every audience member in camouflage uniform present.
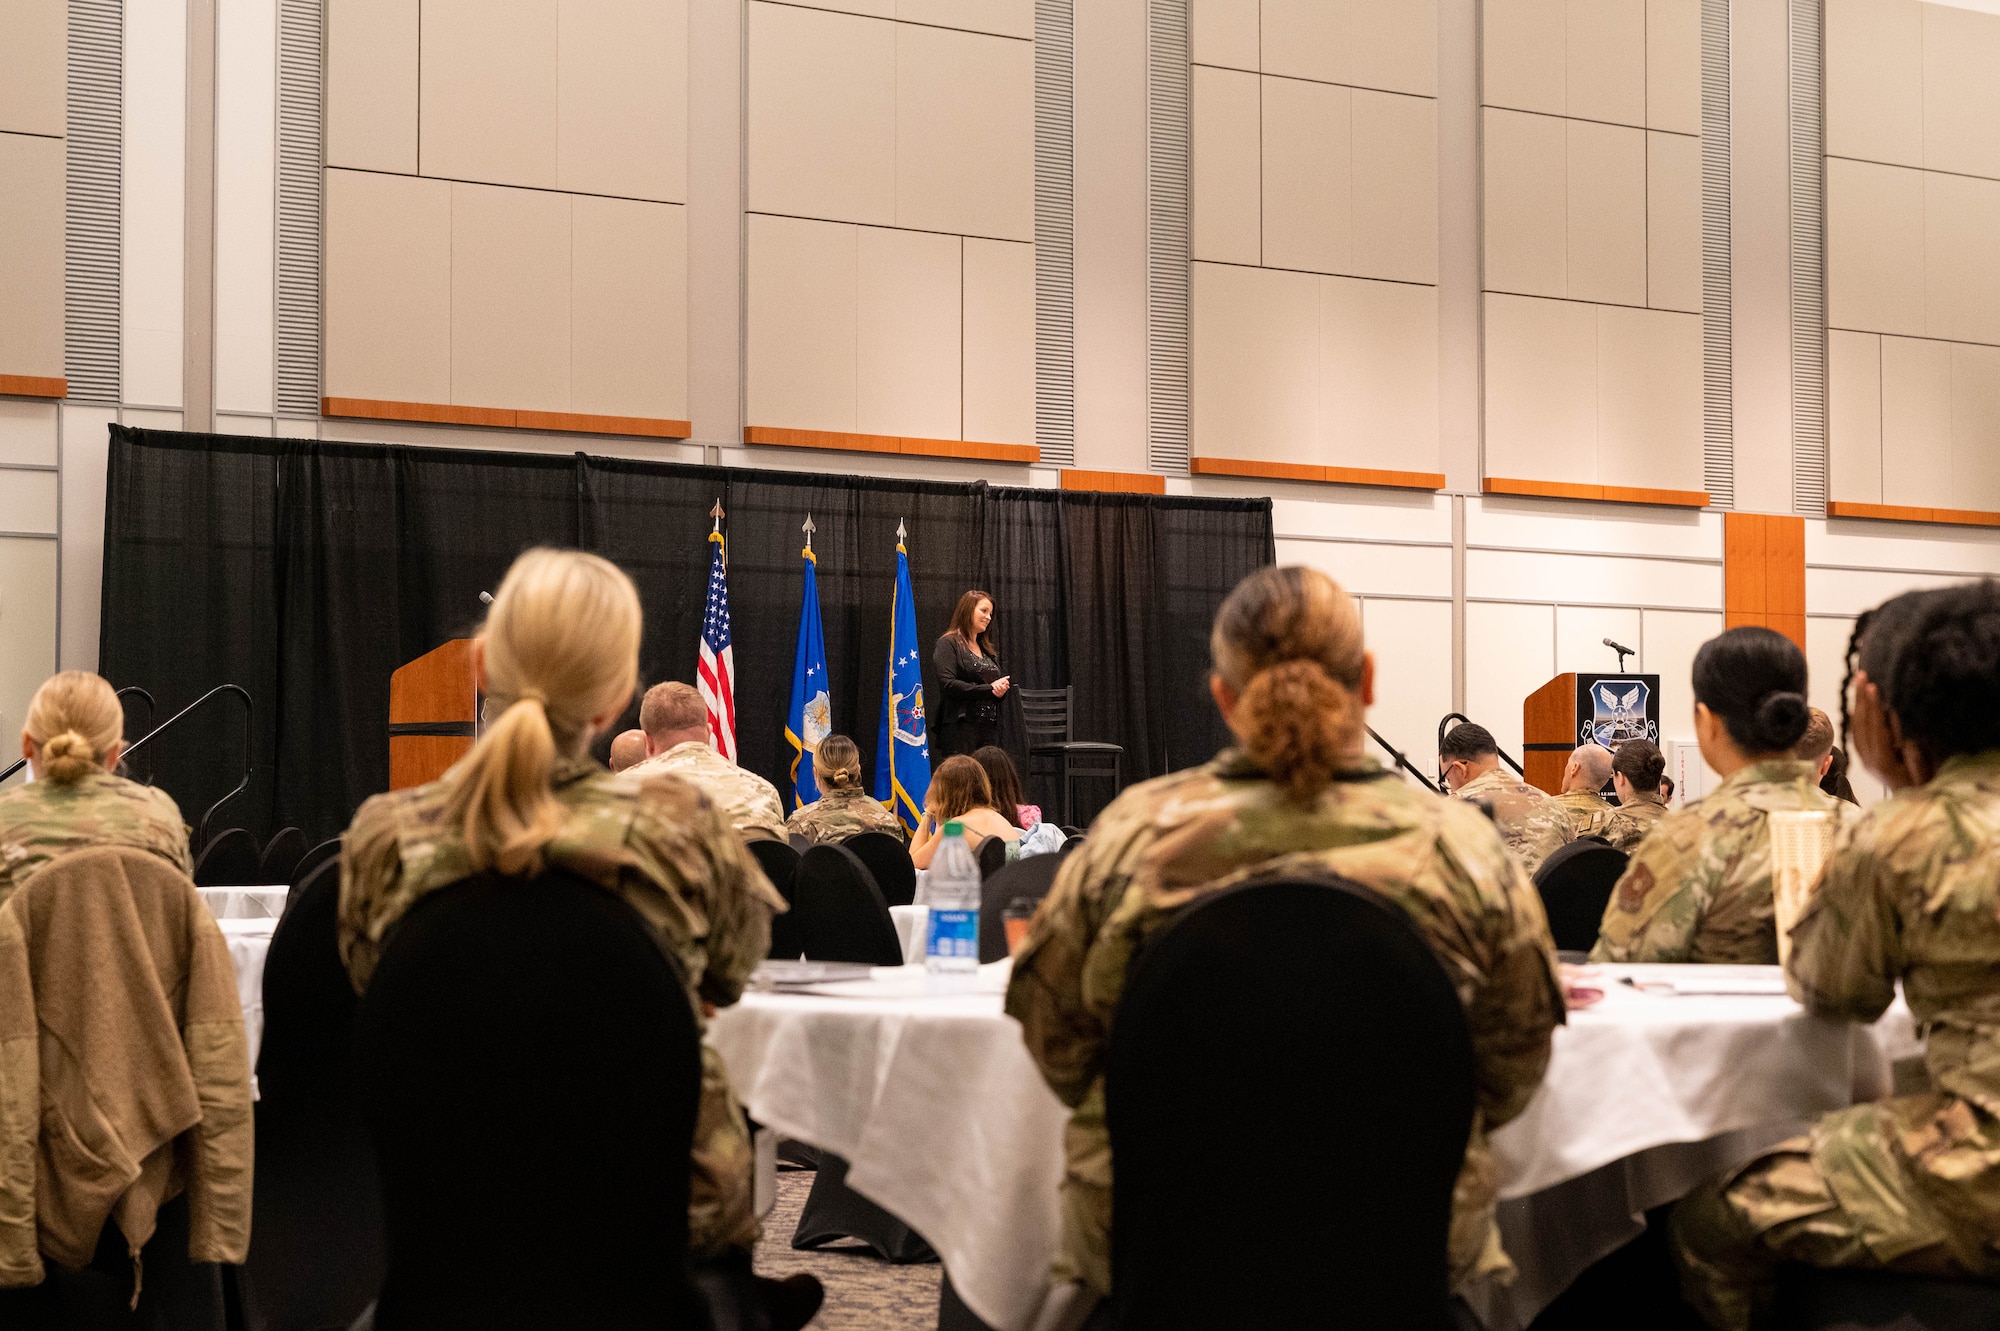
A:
[786,734,902,846]
[1673,581,2000,1329]
[335,551,808,1326]
[1603,738,1670,853]
[1551,745,1617,840]
[1441,722,1571,874]
[627,681,788,843]
[1006,567,1562,1307]
[1592,627,1851,964]
[0,671,190,907]
[608,726,648,773]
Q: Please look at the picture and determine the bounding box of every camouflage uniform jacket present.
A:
[1454,766,1571,875]
[1603,790,1669,853]
[1552,788,1617,841]
[786,783,903,847]
[627,741,787,843]
[0,771,192,909]
[339,752,785,1256]
[1772,751,2000,1274]
[1006,750,1563,1296]
[1590,758,1853,964]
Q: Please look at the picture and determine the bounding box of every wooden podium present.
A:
[1523,672,1662,794]
[389,639,479,789]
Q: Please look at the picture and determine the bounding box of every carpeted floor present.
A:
[754,1167,942,1330]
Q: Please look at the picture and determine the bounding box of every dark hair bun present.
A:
[1751,690,1810,752]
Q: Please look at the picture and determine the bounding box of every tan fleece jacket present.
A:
[0,845,252,1286]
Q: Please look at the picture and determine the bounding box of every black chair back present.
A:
[978,854,1064,963]
[976,834,1009,881]
[1532,836,1629,954]
[193,827,260,887]
[257,827,308,885]
[845,831,917,908]
[354,869,701,1331]
[288,836,341,897]
[749,837,804,960]
[792,843,904,966]
[1017,686,1073,744]
[238,857,385,1331]
[1107,877,1474,1331]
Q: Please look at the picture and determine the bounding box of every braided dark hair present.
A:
[1838,589,1939,753]
[1886,579,2000,767]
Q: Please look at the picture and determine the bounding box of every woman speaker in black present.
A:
[933,589,1009,759]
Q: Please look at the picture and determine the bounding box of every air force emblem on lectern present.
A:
[1585,679,1658,748]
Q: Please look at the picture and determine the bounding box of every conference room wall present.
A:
[0,0,63,390]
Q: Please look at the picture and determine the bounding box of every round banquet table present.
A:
[708,961,1919,1331]
[203,888,284,1091]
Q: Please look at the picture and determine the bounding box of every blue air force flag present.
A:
[785,519,832,811]
[873,521,930,833]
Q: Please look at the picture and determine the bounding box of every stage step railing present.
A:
[1367,726,1440,794]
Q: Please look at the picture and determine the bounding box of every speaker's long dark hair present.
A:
[946,589,997,657]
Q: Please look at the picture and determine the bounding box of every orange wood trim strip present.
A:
[1060,469,1166,494]
[743,425,1039,464]
[0,374,67,398]
[323,397,691,439]
[1827,500,2000,528]
[1189,456,1445,490]
[1483,477,1711,508]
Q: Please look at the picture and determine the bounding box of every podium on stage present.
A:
[389,639,479,790]
[1523,672,1662,794]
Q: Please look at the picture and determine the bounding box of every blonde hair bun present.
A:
[40,731,100,783]
[24,671,125,786]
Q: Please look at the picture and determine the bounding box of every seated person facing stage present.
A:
[1672,581,2000,1329]
[1551,743,1617,840]
[337,549,802,1316]
[1794,706,1837,781]
[786,734,903,846]
[0,671,191,908]
[608,727,649,773]
[626,681,787,843]
[1006,566,1561,1307]
[1603,738,1670,852]
[972,745,1042,829]
[1439,721,1571,874]
[909,755,1022,869]
[1591,627,1853,964]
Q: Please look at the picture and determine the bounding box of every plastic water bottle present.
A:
[924,822,981,974]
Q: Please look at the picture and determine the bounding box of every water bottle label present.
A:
[926,908,978,959]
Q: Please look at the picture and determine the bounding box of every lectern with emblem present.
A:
[1522,673,1662,794]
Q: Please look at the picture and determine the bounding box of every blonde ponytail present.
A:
[448,549,642,875]
[1210,566,1366,805]
[24,671,125,785]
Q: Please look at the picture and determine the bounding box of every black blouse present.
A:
[933,634,1003,725]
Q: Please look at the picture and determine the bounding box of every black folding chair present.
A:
[749,838,804,960]
[1018,686,1123,827]
[354,869,704,1330]
[1107,876,1474,1331]
[257,827,308,886]
[286,837,342,914]
[193,827,261,887]
[791,843,903,966]
[845,831,917,908]
[976,834,1009,882]
[1776,1266,2000,1331]
[1532,836,1629,956]
[978,854,1064,963]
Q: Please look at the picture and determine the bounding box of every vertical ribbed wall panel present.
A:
[1034,0,1076,466]
[1790,0,1827,516]
[1145,0,1190,474]
[1701,0,1734,508]
[65,0,122,405]
[276,0,323,418]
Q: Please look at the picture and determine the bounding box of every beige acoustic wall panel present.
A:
[0,400,57,466]
[1880,335,1952,509]
[1595,305,1701,491]
[1647,131,1700,313]
[1645,0,1699,135]
[962,237,1033,445]
[1920,3,2000,182]
[1463,600,1555,764]
[1952,344,2000,512]
[1923,172,2000,348]
[1260,77,1352,276]
[0,537,57,744]
[855,226,961,440]
[746,213,859,432]
[450,182,571,412]
[1483,292,1597,483]
[1483,108,1566,298]
[325,169,451,402]
[747,1,895,227]
[1565,120,1646,307]
[1192,65,1261,265]
[1191,0,1258,70]
[1828,329,1883,503]
[896,23,1032,241]
[1322,275,1438,469]
[1565,0,1644,128]
[1825,0,1920,168]
[0,0,65,136]
[1191,261,1317,463]
[1484,0,1565,116]
[1826,157,1925,338]
[0,133,62,379]
[557,0,687,202]
[571,197,686,420]
[1349,0,1437,97]
[1259,0,1347,85]
[0,470,56,534]
[327,0,418,172]
[1351,90,1437,285]
[421,0,559,189]
[898,0,1031,41]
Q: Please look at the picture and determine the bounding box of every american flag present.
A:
[699,506,738,762]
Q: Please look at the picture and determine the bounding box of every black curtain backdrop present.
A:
[99,427,1274,843]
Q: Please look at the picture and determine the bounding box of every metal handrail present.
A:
[1366,726,1439,793]
[0,685,165,788]
[1436,712,1526,782]
[121,684,254,849]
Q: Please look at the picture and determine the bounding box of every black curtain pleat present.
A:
[981,488,1066,811]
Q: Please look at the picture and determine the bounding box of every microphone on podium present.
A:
[1603,637,1635,671]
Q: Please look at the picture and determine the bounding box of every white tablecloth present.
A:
[217,916,276,1081]
[709,962,1921,1331]
[889,904,928,964]
[198,885,289,919]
